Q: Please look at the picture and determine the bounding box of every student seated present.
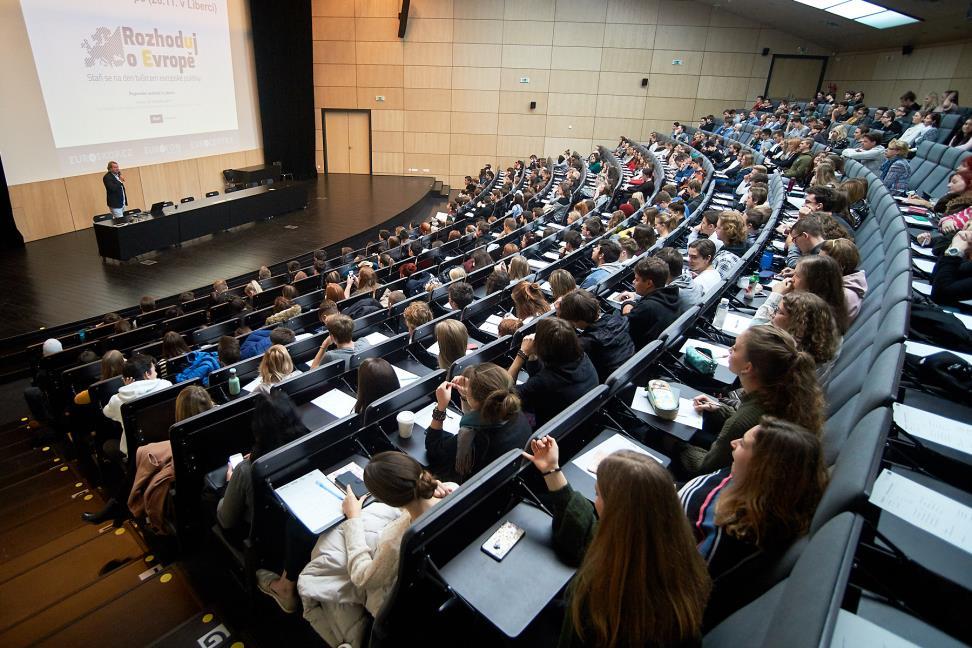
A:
[655,247,702,313]
[103,354,173,459]
[679,417,826,619]
[711,211,748,279]
[784,214,826,269]
[755,255,850,334]
[772,292,842,381]
[548,269,577,301]
[557,289,636,381]
[447,282,475,311]
[299,453,457,646]
[580,240,623,290]
[507,317,599,427]
[73,349,126,406]
[175,334,242,386]
[932,229,972,305]
[310,314,367,369]
[219,392,311,612]
[353,358,401,414]
[819,238,867,323]
[402,301,433,338]
[426,363,532,482]
[687,239,722,297]
[522,436,710,647]
[434,319,469,371]
[615,257,680,348]
[677,325,823,478]
[511,282,551,320]
[253,344,302,393]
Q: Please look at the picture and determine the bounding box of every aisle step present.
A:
[0,482,103,562]
[0,525,144,631]
[0,451,65,490]
[0,444,61,482]
[0,476,86,534]
[149,610,240,648]
[0,461,79,507]
[0,523,108,583]
[0,559,151,648]
[30,566,201,648]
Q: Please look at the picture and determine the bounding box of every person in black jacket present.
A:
[931,230,972,305]
[425,363,532,483]
[616,257,680,348]
[557,288,636,382]
[507,317,599,428]
[103,161,127,217]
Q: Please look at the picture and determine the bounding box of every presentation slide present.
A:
[0,0,261,185]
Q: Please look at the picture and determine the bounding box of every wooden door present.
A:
[324,111,350,173]
[323,110,371,174]
[348,111,371,174]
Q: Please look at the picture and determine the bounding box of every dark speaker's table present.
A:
[93,184,307,261]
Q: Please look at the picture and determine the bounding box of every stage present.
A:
[0,174,443,339]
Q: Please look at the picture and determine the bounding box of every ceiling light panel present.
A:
[855,9,920,27]
[826,0,884,19]
[792,0,845,8]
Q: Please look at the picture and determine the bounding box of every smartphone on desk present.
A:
[335,471,368,499]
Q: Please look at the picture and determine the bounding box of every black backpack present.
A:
[911,351,972,401]
[908,303,972,353]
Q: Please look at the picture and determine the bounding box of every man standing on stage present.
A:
[103,161,126,218]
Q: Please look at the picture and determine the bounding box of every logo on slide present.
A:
[82,27,124,68]
[81,26,200,73]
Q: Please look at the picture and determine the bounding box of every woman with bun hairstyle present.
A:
[299,452,457,646]
[679,416,827,598]
[678,325,824,477]
[523,436,710,647]
[426,362,532,482]
[511,281,551,320]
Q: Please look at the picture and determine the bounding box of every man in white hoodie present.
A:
[103,353,172,459]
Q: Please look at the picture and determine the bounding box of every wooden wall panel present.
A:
[139,159,203,208]
[9,180,74,242]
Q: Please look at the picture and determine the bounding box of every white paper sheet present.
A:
[542,251,560,261]
[427,341,476,357]
[310,388,357,417]
[326,461,365,486]
[771,240,785,252]
[830,610,921,648]
[363,332,389,345]
[606,291,629,305]
[571,433,663,475]
[679,339,730,367]
[913,258,936,274]
[721,313,755,336]
[630,389,704,429]
[413,401,461,435]
[910,242,935,257]
[904,215,933,228]
[539,281,552,293]
[274,469,345,534]
[912,281,933,296]
[242,377,261,393]
[904,340,972,364]
[892,403,972,456]
[527,258,550,271]
[869,469,972,554]
[479,314,504,336]
[392,365,420,386]
[787,196,806,209]
[294,332,314,342]
[435,211,449,224]
[955,312,972,330]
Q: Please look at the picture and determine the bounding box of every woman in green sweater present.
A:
[523,436,711,648]
[678,325,824,477]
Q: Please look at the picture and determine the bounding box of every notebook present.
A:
[274,469,346,534]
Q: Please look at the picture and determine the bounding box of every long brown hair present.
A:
[571,451,710,646]
[100,349,125,380]
[511,282,550,320]
[778,292,840,366]
[435,319,468,370]
[175,385,215,422]
[715,416,827,549]
[795,255,849,334]
[742,325,825,436]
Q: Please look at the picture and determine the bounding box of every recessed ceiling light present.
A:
[793,0,844,7]
[856,9,921,27]
[826,0,884,18]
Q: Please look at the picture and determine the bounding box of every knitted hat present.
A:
[42,338,63,357]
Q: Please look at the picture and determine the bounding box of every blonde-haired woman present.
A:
[880,140,911,193]
[434,319,468,371]
[507,255,531,281]
[254,344,302,394]
[548,269,576,302]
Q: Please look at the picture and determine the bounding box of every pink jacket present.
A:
[939,206,971,233]
[843,270,868,322]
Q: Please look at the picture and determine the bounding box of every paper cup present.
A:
[397,411,415,438]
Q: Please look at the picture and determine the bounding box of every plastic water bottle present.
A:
[713,298,730,329]
[228,368,240,396]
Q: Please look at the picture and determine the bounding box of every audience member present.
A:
[687,239,721,297]
[558,289,636,381]
[311,315,366,369]
[354,358,401,414]
[253,344,302,393]
[434,319,469,371]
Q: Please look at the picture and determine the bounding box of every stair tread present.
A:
[0,525,144,630]
[31,566,201,648]
[0,483,102,563]
[148,610,239,648]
